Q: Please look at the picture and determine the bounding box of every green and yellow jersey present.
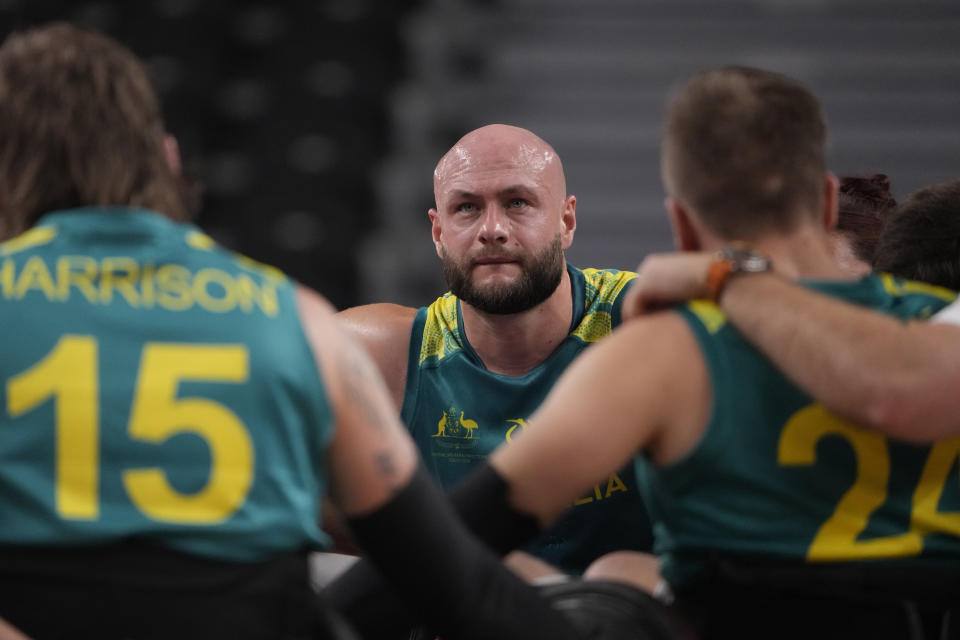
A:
[639,274,960,589]
[0,208,332,562]
[402,265,654,573]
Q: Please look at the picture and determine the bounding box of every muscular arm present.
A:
[491,311,706,527]
[299,290,419,514]
[720,273,960,442]
[622,251,960,442]
[337,303,417,411]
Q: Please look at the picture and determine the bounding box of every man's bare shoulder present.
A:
[336,304,419,407]
[338,303,418,346]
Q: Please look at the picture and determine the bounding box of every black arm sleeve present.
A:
[330,464,573,640]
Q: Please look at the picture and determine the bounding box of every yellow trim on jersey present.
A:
[234,254,286,282]
[0,226,57,256]
[687,299,728,334]
[571,269,637,342]
[570,269,637,343]
[571,311,614,343]
[580,268,636,308]
[880,272,957,303]
[186,231,216,251]
[419,293,461,365]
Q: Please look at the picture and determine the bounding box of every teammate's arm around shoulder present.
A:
[295,286,580,640]
[337,303,418,411]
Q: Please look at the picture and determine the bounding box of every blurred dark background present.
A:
[0,0,420,309]
[2,0,960,309]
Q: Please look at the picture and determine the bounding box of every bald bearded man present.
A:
[338,124,654,577]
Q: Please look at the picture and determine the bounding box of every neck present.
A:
[708,224,848,281]
[460,266,573,376]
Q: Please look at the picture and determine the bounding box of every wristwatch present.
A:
[706,244,772,302]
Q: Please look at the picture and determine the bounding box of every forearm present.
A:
[331,466,573,640]
[722,273,960,440]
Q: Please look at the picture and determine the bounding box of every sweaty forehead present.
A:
[434,133,562,198]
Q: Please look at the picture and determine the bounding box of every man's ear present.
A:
[560,195,576,249]
[666,196,701,252]
[428,208,443,258]
[823,172,839,231]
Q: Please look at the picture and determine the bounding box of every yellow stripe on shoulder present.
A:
[880,272,957,303]
[570,311,613,343]
[0,226,57,256]
[687,299,728,334]
[570,268,638,343]
[234,254,287,282]
[581,268,637,306]
[186,231,216,250]
[419,293,462,365]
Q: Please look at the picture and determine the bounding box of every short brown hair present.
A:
[0,22,187,235]
[662,66,828,239]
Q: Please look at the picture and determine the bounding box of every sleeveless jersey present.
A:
[0,208,333,563]
[637,274,960,588]
[402,265,654,573]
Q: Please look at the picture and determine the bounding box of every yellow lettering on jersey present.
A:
[56,256,99,304]
[155,264,193,311]
[193,268,237,313]
[605,473,628,497]
[0,258,14,298]
[573,474,629,506]
[504,418,528,443]
[140,263,156,308]
[574,493,594,506]
[574,485,605,506]
[14,256,58,301]
[5,255,279,317]
[779,404,923,560]
[234,274,278,317]
[7,336,100,519]
[100,257,140,307]
[124,343,253,523]
[911,436,960,535]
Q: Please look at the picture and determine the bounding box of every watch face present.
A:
[723,246,771,273]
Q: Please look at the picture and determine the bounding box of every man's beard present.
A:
[441,235,565,314]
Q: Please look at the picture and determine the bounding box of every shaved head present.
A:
[429,124,575,315]
[434,124,567,208]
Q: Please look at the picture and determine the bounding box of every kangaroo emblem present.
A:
[433,407,458,437]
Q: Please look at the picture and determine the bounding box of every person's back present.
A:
[0,208,339,637]
[654,275,960,636]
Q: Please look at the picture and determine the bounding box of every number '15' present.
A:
[6,336,254,524]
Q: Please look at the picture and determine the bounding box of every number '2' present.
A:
[778,404,960,560]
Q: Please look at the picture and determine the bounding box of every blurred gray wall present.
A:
[363,0,960,307]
